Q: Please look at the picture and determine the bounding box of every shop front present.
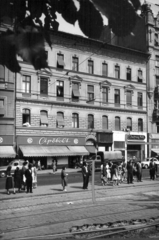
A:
[16,136,96,169]
[96,131,113,151]
[148,134,159,158]
[0,135,16,166]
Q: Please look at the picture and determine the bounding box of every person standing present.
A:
[101,162,107,186]
[82,162,89,189]
[127,160,134,184]
[136,161,142,182]
[61,167,68,191]
[21,161,28,190]
[106,162,111,183]
[14,167,22,193]
[32,163,37,188]
[37,160,41,170]
[149,159,156,180]
[25,164,33,193]
[5,166,15,194]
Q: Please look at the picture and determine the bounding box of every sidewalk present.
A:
[37,167,81,175]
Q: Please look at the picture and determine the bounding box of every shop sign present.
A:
[127,135,145,141]
[17,136,86,146]
[85,134,96,142]
[0,135,14,145]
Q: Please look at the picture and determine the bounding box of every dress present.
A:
[32,166,37,186]
[5,171,14,190]
[14,168,22,189]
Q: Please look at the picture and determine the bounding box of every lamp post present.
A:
[91,150,96,204]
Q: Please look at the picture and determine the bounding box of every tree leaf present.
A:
[59,0,78,25]
[78,0,104,39]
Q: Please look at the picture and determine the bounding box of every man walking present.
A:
[136,160,142,182]
[127,160,133,184]
[149,158,156,180]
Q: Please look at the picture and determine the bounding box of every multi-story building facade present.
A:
[15,31,149,168]
[0,21,16,165]
[142,2,159,157]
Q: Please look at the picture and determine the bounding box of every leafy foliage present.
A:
[0,0,141,72]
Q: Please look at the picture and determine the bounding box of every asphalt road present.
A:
[0,169,150,189]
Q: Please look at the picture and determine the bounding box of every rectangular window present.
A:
[126,90,132,106]
[102,116,108,129]
[0,99,4,108]
[127,68,131,81]
[127,118,132,131]
[40,111,48,126]
[156,67,159,75]
[88,115,94,129]
[72,57,78,71]
[115,65,120,79]
[40,77,48,95]
[138,70,143,83]
[72,82,80,102]
[0,65,5,81]
[88,60,94,74]
[102,87,108,103]
[57,53,65,69]
[156,76,159,85]
[114,89,120,105]
[102,63,108,76]
[56,80,64,98]
[72,113,79,128]
[115,117,120,131]
[155,34,159,46]
[138,92,143,108]
[57,112,64,128]
[22,75,31,93]
[87,85,94,102]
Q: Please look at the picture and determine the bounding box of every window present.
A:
[126,67,131,81]
[56,80,64,98]
[22,75,31,93]
[72,113,79,128]
[126,90,132,106]
[155,33,159,46]
[115,65,120,79]
[72,82,80,102]
[0,99,4,108]
[156,76,159,85]
[114,89,120,105]
[138,92,143,108]
[138,118,143,132]
[102,116,108,129]
[115,117,120,130]
[22,109,30,124]
[156,67,159,75]
[0,65,5,81]
[72,56,78,71]
[45,51,48,62]
[138,69,143,83]
[102,62,108,76]
[88,60,94,74]
[40,77,48,95]
[157,123,159,133]
[40,110,48,127]
[88,114,94,129]
[57,112,64,128]
[102,87,108,103]
[57,53,65,69]
[127,117,132,131]
[87,85,94,102]
[0,99,5,115]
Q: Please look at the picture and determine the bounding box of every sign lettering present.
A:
[127,135,145,140]
[39,137,70,145]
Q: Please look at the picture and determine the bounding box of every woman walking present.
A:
[5,166,15,194]
[14,167,22,193]
[61,167,68,191]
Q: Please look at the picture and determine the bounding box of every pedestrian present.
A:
[37,160,41,170]
[5,166,15,195]
[112,164,119,186]
[21,161,27,190]
[106,162,111,183]
[61,166,68,191]
[52,159,57,173]
[136,161,142,182]
[32,163,37,188]
[101,162,107,186]
[13,167,22,193]
[127,160,134,184]
[25,164,33,193]
[109,161,113,181]
[82,162,89,189]
[149,158,156,180]
[121,161,127,182]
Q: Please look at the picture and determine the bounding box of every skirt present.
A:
[6,176,14,190]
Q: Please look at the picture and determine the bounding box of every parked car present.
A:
[0,159,25,178]
[141,158,159,169]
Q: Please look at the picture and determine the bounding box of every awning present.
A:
[72,89,80,97]
[85,145,97,154]
[57,58,65,67]
[67,146,89,155]
[19,145,73,157]
[151,149,159,155]
[40,115,48,124]
[0,146,16,158]
[101,151,122,160]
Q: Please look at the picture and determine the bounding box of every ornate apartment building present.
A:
[13,30,149,168]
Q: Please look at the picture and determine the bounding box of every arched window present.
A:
[0,65,5,81]
[57,112,64,128]
[102,116,108,129]
[138,118,143,132]
[22,109,30,125]
[115,117,120,131]
[88,114,94,129]
[126,67,131,81]
[127,117,132,131]
[40,110,48,127]
[72,113,79,128]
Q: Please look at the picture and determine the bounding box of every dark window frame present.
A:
[114,89,120,105]
[127,117,132,131]
[138,92,143,108]
[72,113,79,128]
[102,62,108,76]
[88,114,94,129]
[40,77,48,95]
[115,116,120,131]
[138,118,143,132]
[88,60,94,74]
[102,86,108,103]
[72,56,79,71]
[102,115,108,130]
[115,65,120,79]
[22,109,31,124]
[126,90,132,106]
[126,67,131,81]
[56,80,64,98]
[87,85,94,102]
[22,75,31,94]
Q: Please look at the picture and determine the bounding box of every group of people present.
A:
[5,160,37,195]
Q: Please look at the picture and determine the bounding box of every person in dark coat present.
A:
[136,161,142,182]
[61,166,68,191]
[5,166,15,194]
[127,160,134,184]
[14,167,22,193]
[25,164,33,193]
[82,162,89,189]
[149,159,156,180]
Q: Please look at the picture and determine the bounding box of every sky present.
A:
[56,0,159,37]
